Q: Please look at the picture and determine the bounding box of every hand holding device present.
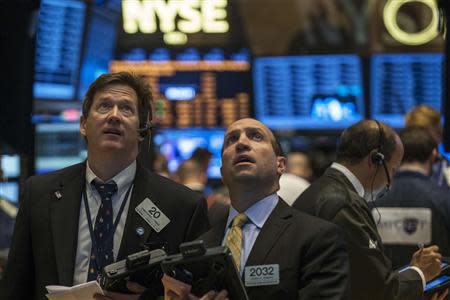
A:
[410,245,442,281]
[99,249,167,293]
[161,240,248,300]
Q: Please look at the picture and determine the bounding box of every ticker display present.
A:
[253,55,364,129]
[370,53,443,128]
[110,51,252,128]
[33,0,86,100]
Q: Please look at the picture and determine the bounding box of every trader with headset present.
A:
[293,120,445,300]
[1,72,210,300]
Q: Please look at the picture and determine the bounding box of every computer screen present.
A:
[35,123,86,174]
[253,55,364,129]
[77,5,120,100]
[370,53,443,128]
[1,155,20,178]
[33,0,86,100]
[153,128,225,179]
[0,182,19,203]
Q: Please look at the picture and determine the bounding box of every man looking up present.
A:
[1,72,209,300]
[163,118,350,300]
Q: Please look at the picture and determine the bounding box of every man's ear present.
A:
[368,150,378,169]
[277,156,286,175]
[80,116,87,137]
[431,148,439,163]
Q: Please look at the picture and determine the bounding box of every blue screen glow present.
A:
[253,55,364,129]
[370,53,443,128]
[153,128,225,179]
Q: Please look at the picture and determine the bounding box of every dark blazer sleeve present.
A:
[1,177,34,300]
[298,223,350,300]
[334,206,423,300]
[184,195,210,242]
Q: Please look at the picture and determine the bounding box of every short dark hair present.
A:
[271,135,285,157]
[336,120,397,164]
[400,127,437,163]
[82,72,152,127]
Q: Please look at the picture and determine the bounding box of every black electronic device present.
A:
[398,261,450,274]
[424,274,450,295]
[161,240,249,300]
[99,248,167,293]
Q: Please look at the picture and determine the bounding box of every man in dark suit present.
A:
[0,72,209,300]
[293,120,444,300]
[162,118,350,300]
[374,126,450,268]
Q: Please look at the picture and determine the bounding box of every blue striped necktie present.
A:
[87,181,117,281]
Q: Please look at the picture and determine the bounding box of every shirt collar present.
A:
[86,160,136,196]
[331,162,365,198]
[226,193,279,230]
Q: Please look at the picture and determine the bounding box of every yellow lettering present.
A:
[122,0,156,34]
[202,0,229,33]
[178,0,202,33]
[121,0,230,36]
[154,0,178,33]
[164,32,188,45]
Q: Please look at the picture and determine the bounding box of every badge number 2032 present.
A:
[244,264,280,287]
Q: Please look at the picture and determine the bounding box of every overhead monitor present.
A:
[34,123,86,174]
[370,53,443,128]
[0,182,19,203]
[77,4,120,100]
[33,0,86,100]
[153,128,225,179]
[0,155,20,178]
[253,55,364,129]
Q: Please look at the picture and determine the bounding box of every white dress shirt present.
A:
[73,161,136,285]
[277,173,310,205]
[223,193,278,275]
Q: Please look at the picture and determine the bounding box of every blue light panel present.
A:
[370,53,443,128]
[33,0,86,100]
[0,182,19,203]
[77,6,120,99]
[154,129,225,179]
[0,155,20,178]
[253,55,364,129]
[34,123,86,174]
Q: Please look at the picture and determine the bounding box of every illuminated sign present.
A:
[122,0,229,45]
[383,0,439,46]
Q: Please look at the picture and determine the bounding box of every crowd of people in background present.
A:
[1,71,450,300]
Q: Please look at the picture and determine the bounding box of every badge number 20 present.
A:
[148,205,161,218]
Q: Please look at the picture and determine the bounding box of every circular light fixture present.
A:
[383,0,439,46]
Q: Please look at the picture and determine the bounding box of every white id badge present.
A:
[135,198,171,233]
[244,264,280,287]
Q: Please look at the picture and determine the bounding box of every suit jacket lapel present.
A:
[50,164,84,286]
[118,164,155,259]
[198,206,229,247]
[326,168,358,194]
[245,200,292,267]
[327,168,385,249]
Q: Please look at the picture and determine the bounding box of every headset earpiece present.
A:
[371,151,385,165]
[137,122,153,138]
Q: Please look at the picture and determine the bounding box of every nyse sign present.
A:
[383,0,440,46]
[122,0,229,45]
